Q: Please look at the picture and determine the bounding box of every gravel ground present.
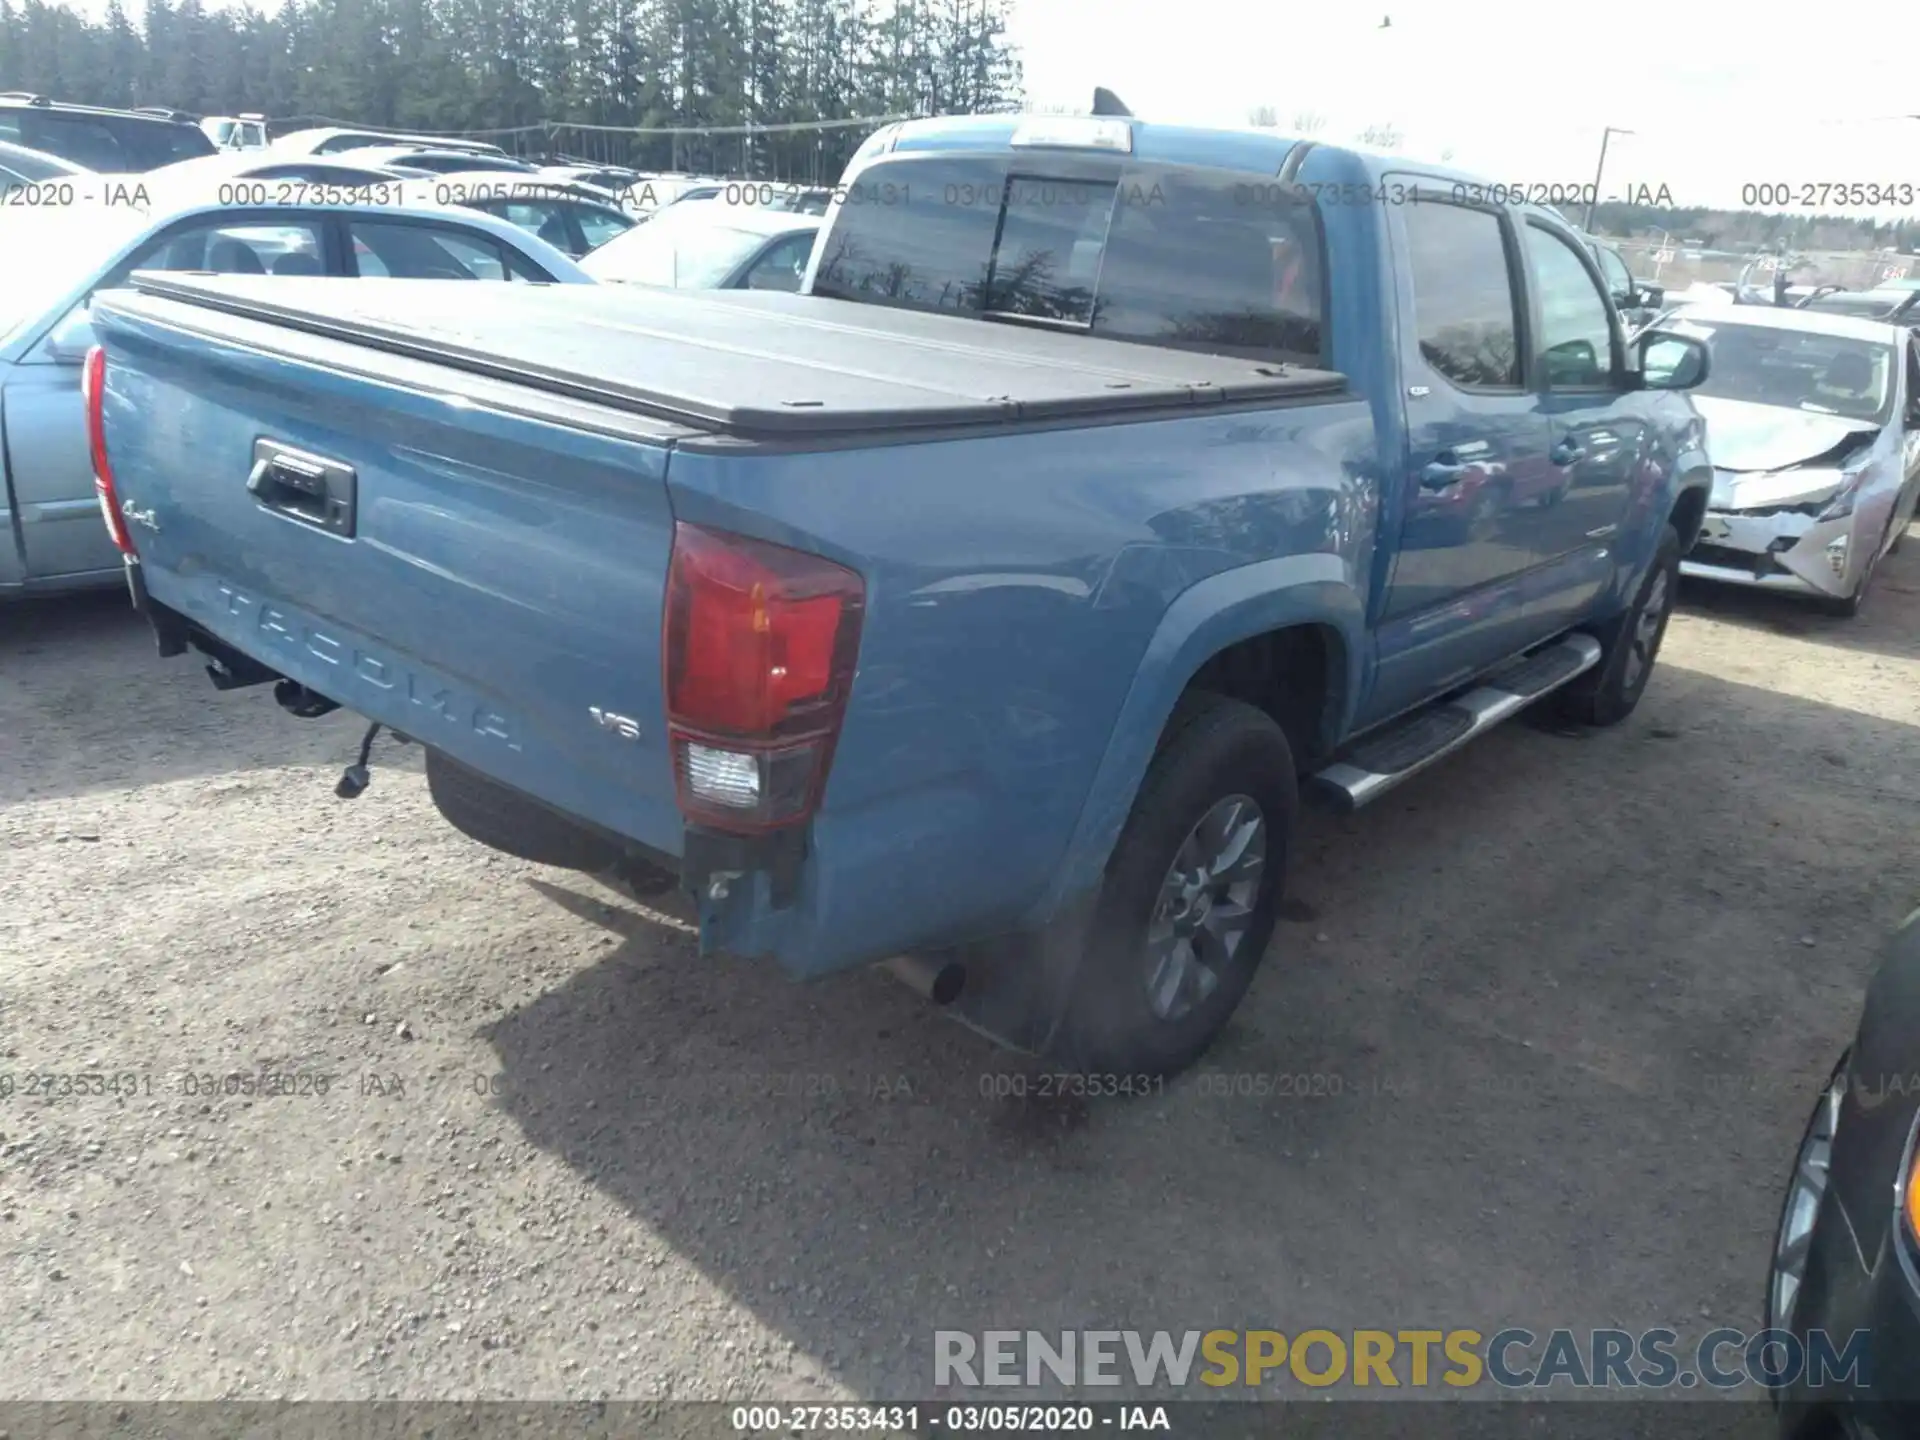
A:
[1,537,1916,1410]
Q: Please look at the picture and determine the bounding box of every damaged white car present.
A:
[1645,307,1920,615]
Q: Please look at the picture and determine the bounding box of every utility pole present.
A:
[1583,126,1633,232]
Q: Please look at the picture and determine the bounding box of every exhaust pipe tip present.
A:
[882,955,966,1006]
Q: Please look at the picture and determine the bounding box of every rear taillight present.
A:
[662,522,864,833]
[82,345,134,556]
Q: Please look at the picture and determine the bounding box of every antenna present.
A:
[1091,87,1133,118]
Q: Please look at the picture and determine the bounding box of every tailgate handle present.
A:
[248,440,356,538]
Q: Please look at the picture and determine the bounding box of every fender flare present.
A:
[1670,446,1714,544]
[1601,441,1713,616]
[1027,552,1366,925]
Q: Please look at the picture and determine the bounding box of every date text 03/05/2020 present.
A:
[730,1406,1173,1433]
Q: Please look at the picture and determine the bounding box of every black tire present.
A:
[1056,694,1296,1079]
[1557,523,1681,728]
[425,748,621,872]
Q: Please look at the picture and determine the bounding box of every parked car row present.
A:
[1,191,595,590]
[1641,303,1920,615]
[0,161,833,595]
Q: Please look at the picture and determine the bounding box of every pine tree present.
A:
[0,0,1023,175]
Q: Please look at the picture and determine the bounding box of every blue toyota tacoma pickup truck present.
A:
[86,111,1716,1077]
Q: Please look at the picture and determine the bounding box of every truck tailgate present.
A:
[91,283,701,860]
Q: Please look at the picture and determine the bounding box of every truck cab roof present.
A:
[862,111,1505,199]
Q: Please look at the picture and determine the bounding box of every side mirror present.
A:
[1632,283,1664,310]
[1634,330,1710,391]
[43,306,96,365]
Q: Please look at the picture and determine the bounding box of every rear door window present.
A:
[17,112,213,170]
[574,205,632,251]
[491,199,576,253]
[1402,199,1522,389]
[349,219,512,279]
[810,157,1323,362]
[126,219,328,278]
[13,113,130,171]
[740,232,817,291]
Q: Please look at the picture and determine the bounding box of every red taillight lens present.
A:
[82,345,134,556]
[663,522,864,832]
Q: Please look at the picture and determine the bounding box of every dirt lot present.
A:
[2,540,1916,1408]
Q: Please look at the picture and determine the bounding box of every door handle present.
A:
[1420,458,1470,490]
[248,439,357,538]
[1550,437,1587,466]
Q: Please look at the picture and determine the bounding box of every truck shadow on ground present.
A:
[1675,523,1919,664]
[0,587,381,806]
[482,650,1918,1401]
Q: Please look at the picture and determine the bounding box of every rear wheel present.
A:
[1557,523,1680,727]
[1057,695,1295,1079]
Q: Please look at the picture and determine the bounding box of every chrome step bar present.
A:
[1312,633,1604,812]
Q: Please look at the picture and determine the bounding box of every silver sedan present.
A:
[1647,306,1920,616]
[0,191,592,597]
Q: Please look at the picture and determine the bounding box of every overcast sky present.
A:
[1005,0,1920,215]
[45,0,1920,214]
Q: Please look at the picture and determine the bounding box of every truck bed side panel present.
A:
[669,396,1377,971]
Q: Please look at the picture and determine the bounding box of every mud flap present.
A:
[940,892,1099,1056]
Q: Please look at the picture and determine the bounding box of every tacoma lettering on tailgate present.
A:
[216,583,520,749]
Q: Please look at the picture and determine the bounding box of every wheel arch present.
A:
[1028,554,1365,926]
[1669,466,1712,553]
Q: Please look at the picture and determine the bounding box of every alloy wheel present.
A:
[1768,1071,1843,1335]
[1143,795,1265,1023]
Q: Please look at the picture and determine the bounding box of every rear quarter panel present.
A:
[671,395,1377,972]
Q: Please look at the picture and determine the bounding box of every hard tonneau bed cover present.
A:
[116,272,1349,439]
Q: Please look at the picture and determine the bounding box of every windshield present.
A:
[0,206,149,341]
[1664,319,1895,423]
[581,211,774,287]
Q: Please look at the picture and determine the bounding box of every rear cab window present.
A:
[809,155,1324,365]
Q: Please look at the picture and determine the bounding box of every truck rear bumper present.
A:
[128,563,850,959]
